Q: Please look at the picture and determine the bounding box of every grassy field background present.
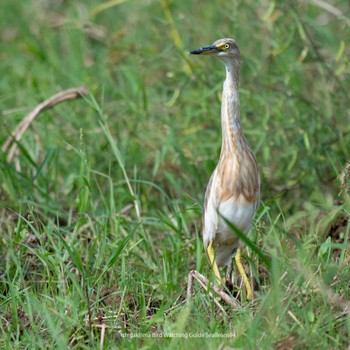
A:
[1,0,350,348]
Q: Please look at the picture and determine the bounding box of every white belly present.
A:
[203,194,257,266]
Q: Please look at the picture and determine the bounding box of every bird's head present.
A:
[189,38,240,62]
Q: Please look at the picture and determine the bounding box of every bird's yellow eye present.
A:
[224,43,230,50]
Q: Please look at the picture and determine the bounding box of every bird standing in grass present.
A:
[190,38,260,299]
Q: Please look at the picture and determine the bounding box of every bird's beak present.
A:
[189,44,220,55]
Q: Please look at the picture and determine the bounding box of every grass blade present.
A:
[220,213,271,268]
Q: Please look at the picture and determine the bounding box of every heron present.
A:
[189,38,260,299]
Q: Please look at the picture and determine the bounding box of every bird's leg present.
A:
[207,241,224,285]
[235,246,253,299]
[226,259,234,285]
[247,248,255,298]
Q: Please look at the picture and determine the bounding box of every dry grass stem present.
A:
[2,86,89,163]
[187,270,240,311]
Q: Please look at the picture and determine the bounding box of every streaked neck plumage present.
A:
[220,57,244,158]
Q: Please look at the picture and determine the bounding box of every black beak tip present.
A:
[189,45,218,55]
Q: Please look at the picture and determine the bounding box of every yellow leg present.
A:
[207,241,224,285]
[235,246,253,299]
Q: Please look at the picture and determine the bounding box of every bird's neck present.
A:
[220,60,243,155]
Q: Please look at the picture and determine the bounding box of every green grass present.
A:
[1,0,350,348]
